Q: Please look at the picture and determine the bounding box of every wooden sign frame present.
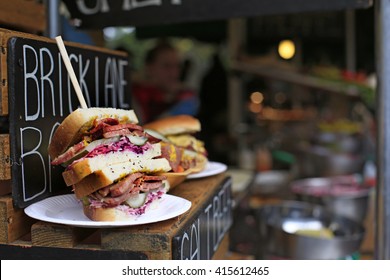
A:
[0,0,46,33]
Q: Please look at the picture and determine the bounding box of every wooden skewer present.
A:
[55,36,88,109]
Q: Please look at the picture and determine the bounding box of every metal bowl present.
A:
[290,176,371,223]
[297,146,364,177]
[316,133,363,154]
[256,201,365,259]
[251,170,291,194]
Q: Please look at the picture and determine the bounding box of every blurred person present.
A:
[132,41,199,123]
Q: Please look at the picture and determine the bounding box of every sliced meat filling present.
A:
[88,118,119,140]
[51,140,87,165]
[159,142,197,172]
[52,118,162,165]
[160,142,183,172]
[88,173,166,207]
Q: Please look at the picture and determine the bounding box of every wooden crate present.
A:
[0,0,46,33]
[0,195,35,243]
[1,173,233,259]
[0,134,10,181]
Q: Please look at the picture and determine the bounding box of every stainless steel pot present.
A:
[290,176,371,223]
[297,146,364,177]
[251,170,291,195]
[316,133,363,154]
[256,201,365,259]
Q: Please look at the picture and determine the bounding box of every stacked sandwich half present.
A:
[48,107,172,221]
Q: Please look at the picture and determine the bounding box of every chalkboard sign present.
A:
[7,36,131,208]
[63,0,372,28]
[172,177,232,260]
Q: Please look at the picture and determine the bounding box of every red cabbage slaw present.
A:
[86,136,152,158]
[88,190,165,216]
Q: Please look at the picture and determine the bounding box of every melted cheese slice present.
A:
[167,135,206,154]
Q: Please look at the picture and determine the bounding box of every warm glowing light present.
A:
[250,91,264,104]
[278,40,295,60]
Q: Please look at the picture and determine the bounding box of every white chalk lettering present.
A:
[95,56,100,107]
[23,45,40,121]
[48,123,60,192]
[178,182,232,259]
[190,219,200,260]
[76,0,109,14]
[179,218,201,260]
[104,57,117,107]
[180,232,190,260]
[67,53,79,112]
[20,127,46,201]
[118,59,129,108]
[217,188,226,244]
[203,203,212,259]
[39,47,55,118]
[212,195,221,251]
[78,55,92,107]
[58,53,63,116]
[77,0,183,14]
[22,44,130,120]
[123,0,160,10]
[67,69,74,112]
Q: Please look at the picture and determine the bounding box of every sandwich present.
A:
[143,115,208,175]
[48,107,172,221]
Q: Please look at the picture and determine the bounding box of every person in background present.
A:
[132,41,199,123]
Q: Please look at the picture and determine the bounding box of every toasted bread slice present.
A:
[73,158,171,198]
[62,143,163,186]
[49,107,138,159]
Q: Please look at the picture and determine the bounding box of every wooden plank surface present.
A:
[0,134,10,180]
[0,195,34,243]
[0,243,148,260]
[0,180,11,196]
[0,31,8,116]
[31,222,97,248]
[101,173,229,259]
[0,0,46,33]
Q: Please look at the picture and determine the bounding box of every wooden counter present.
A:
[0,173,232,260]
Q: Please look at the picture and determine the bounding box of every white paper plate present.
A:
[187,161,227,179]
[24,194,191,228]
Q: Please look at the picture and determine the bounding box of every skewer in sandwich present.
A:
[48,107,172,221]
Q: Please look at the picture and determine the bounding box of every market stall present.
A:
[0,23,233,259]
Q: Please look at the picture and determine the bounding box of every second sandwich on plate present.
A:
[143,115,208,187]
